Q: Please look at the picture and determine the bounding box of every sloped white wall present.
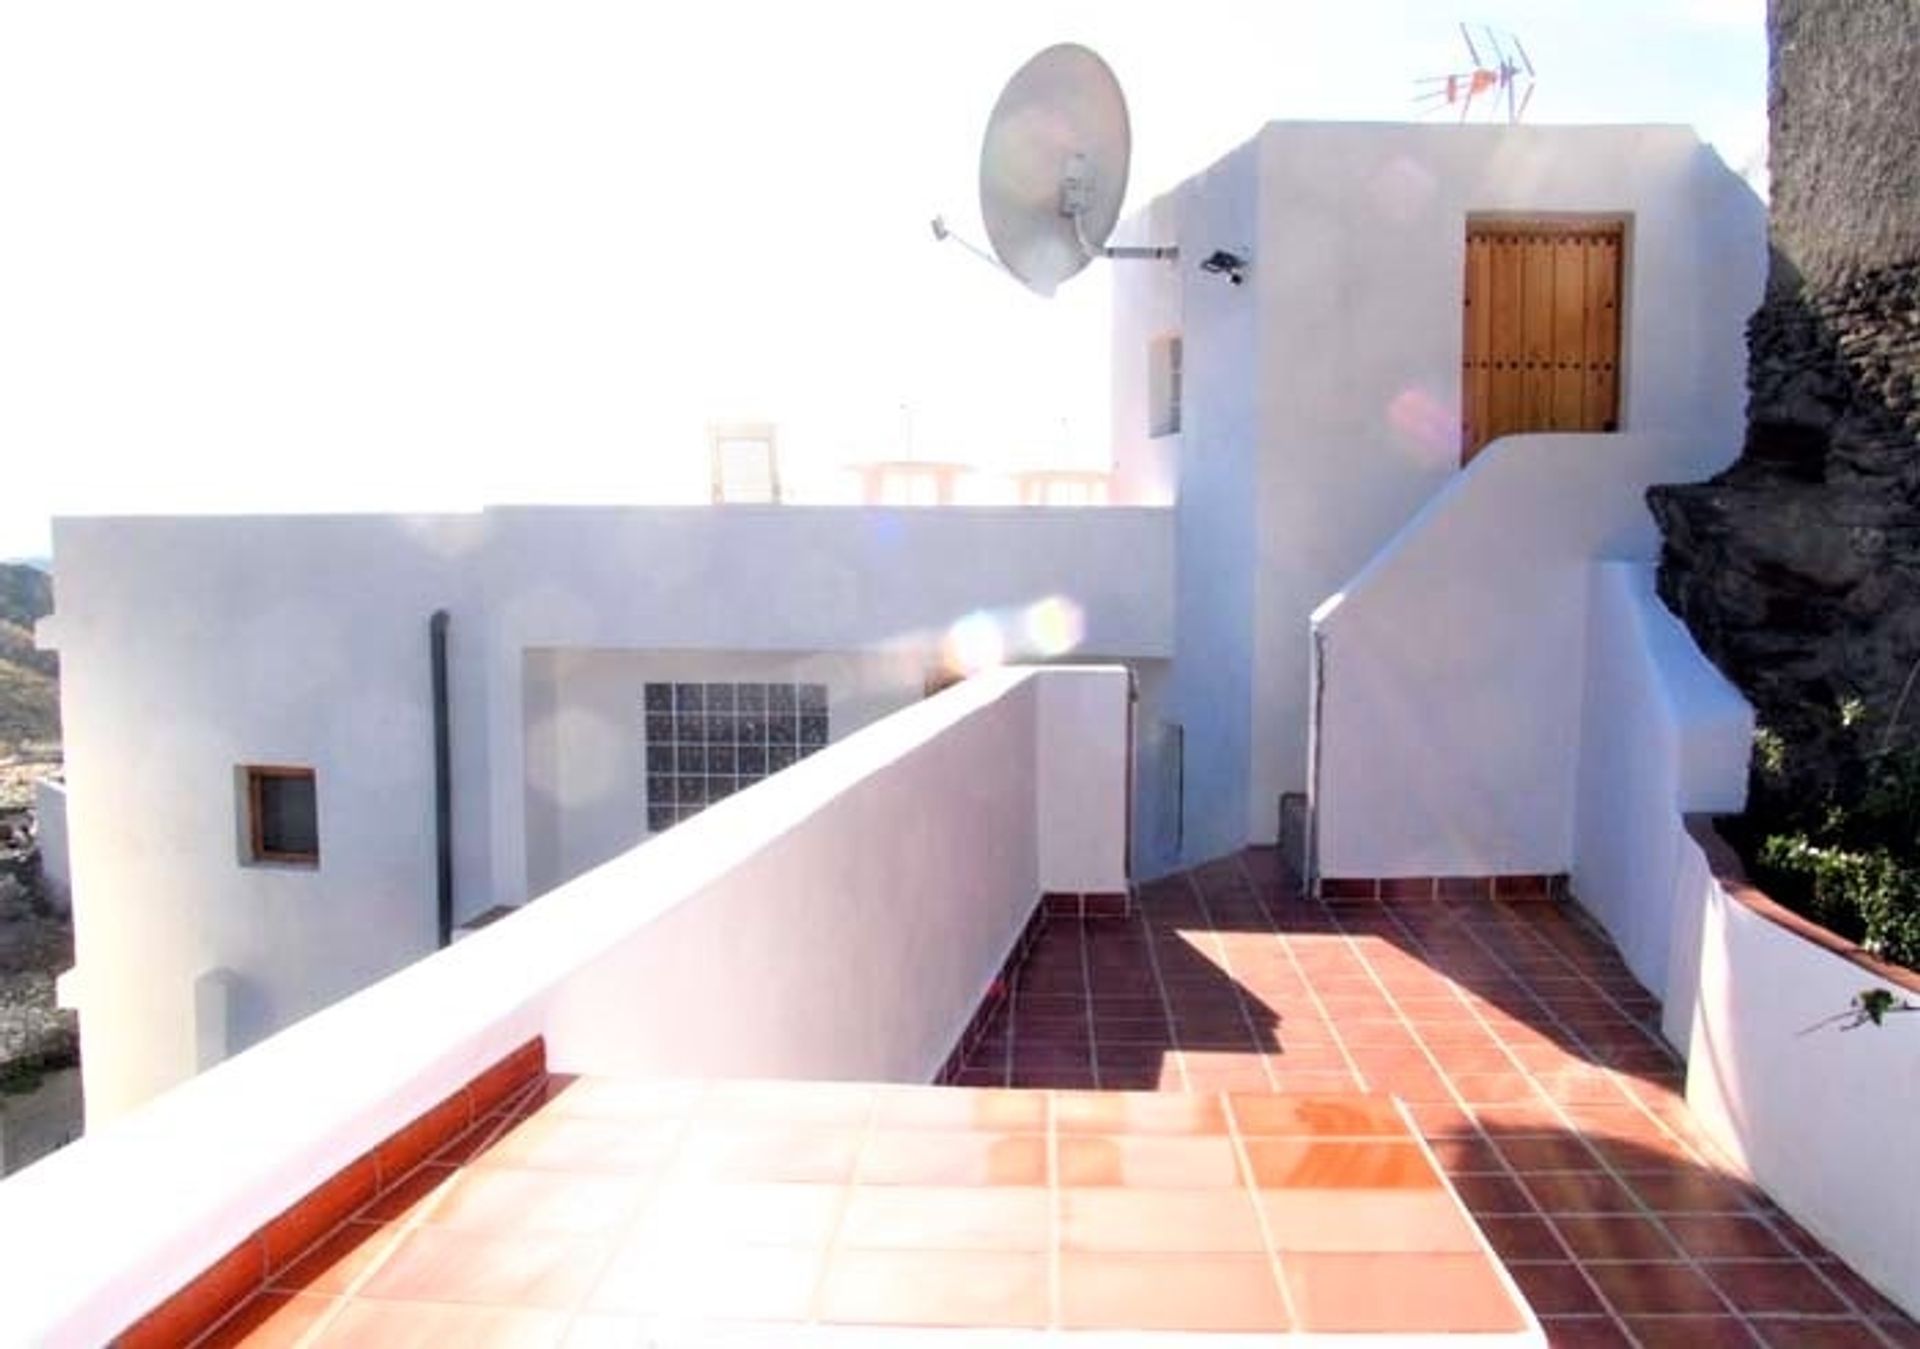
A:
[1312,432,1738,880]
[1572,563,1750,989]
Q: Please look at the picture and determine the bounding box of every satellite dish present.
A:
[965,43,1176,297]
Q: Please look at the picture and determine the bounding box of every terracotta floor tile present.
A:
[875,1089,1044,1136]
[588,1239,823,1320]
[1427,1134,1508,1173]
[1522,1170,1643,1214]
[1260,1189,1483,1253]
[424,1166,649,1235]
[1225,1093,1407,1137]
[1452,1172,1538,1214]
[1705,1260,1853,1315]
[816,1249,1047,1328]
[1059,1252,1290,1331]
[534,1076,699,1122]
[1622,1316,1763,1349]
[699,1079,873,1125]
[1542,1315,1636,1348]
[307,1299,566,1347]
[1511,1261,1610,1316]
[358,1227,611,1308]
[1053,1090,1227,1135]
[1057,1133,1241,1188]
[1750,1317,1901,1349]
[627,1180,844,1249]
[1480,1213,1569,1261]
[1585,1260,1732,1316]
[199,1292,339,1349]
[1663,1214,1797,1260]
[837,1185,1049,1251]
[1241,1138,1441,1189]
[857,1130,1047,1186]
[1495,1134,1606,1172]
[1624,1170,1765,1214]
[1060,1187,1265,1253]
[669,1124,863,1184]
[475,1116,680,1174]
[1281,1251,1529,1333]
[1551,1213,1684,1261]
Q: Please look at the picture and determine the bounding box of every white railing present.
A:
[0,665,1130,1345]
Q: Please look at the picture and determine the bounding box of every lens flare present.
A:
[1021,596,1086,658]
[942,611,1006,675]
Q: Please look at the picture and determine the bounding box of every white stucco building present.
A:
[44,121,1766,1125]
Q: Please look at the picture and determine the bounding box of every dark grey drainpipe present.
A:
[430,610,454,947]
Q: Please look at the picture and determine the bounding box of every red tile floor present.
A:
[197,847,1917,1348]
[947,849,1919,1349]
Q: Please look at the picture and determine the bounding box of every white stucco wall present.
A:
[48,514,485,1124]
[1312,432,1743,880]
[1572,563,1751,989]
[1673,846,1920,1317]
[1112,121,1764,865]
[476,505,1172,913]
[51,505,1171,1121]
[0,666,1130,1347]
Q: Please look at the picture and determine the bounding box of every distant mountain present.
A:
[0,563,58,750]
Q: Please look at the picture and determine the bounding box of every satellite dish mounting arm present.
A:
[1062,153,1177,263]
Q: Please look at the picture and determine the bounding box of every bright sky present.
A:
[0,1,1765,559]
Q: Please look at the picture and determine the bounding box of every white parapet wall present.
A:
[0,665,1130,1344]
[1571,563,1752,991]
[1670,828,1920,1317]
[1310,431,1741,882]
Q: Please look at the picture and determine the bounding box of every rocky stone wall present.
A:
[1649,0,1920,809]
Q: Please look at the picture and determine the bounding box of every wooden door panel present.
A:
[1462,220,1622,463]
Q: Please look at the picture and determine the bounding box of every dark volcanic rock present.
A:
[1649,0,1920,808]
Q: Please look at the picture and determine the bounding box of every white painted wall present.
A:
[476,505,1172,914]
[1111,122,1765,864]
[1672,843,1920,1317]
[1572,564,1751,990]
[1312,432,1744,880]
[521,646,930,895]
[1111,142,1263,871]
[50,504,1171,1121]
[0,666,1130,1345]
[1036,669,1132,894]
[32,777,69,910]
[48,513,485,1125]
[1252,125,1763,846]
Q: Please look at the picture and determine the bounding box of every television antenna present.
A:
[931,43,1177,298]
[1414,24,1536,124]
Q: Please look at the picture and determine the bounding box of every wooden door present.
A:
[1461,220,1622,464]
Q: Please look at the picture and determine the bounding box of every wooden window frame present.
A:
[245,765,319,866]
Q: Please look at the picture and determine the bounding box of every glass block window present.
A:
[644,681,829,832]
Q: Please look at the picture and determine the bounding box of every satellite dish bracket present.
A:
[1062,153,1177,264]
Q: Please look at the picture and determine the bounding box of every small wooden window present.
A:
[246,766,319,865]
